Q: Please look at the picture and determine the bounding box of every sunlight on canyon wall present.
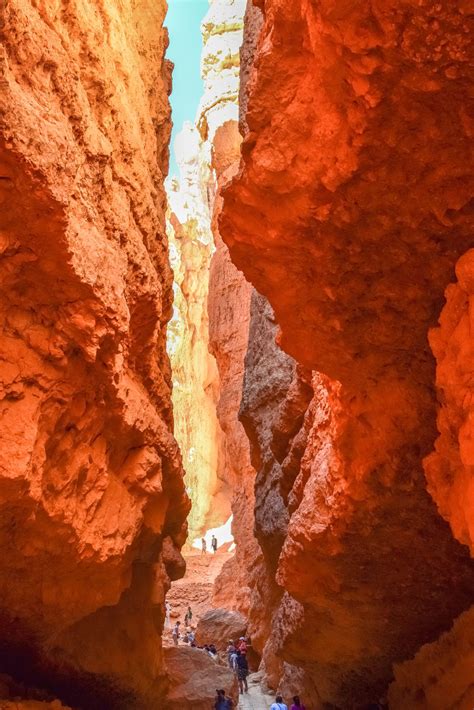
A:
[166,0,246,541]
[166,125,226,541]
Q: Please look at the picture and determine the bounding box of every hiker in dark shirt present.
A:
[215,688,233,710]
[235,650,249,694]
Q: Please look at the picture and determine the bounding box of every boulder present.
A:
[164,646,237,710]
[195,608,248,649]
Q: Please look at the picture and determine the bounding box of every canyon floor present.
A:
[165,548,233,636]
[238,674,275,710]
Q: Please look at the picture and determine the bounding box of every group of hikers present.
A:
[201,534,218,554]
[169,604,223,661]
[167,601,309,709]
[170,604,197,647]
[226,637,250,693]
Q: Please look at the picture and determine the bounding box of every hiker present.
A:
[211,534,218,553]
[164,600,171,628]
[237,636,248,654]
[215,689,234,710]
[235,649,249,694]
[172,621,180,646]
[290,696,306,710]
[226,640,237,668]
[270,697,288,710]
[208,643,218,660]
[201,537,207,555]
[229,644,238,671]
[184,605,193,625]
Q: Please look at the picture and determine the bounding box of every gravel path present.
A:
[238,674,274,710]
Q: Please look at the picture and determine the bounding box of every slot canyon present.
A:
[0,0,473,708]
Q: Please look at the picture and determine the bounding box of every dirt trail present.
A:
[238,674,274,710]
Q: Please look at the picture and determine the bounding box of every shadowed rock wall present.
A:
[220,0,474,706]
[0,1,189,707]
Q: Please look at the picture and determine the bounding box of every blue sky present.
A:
[166,0,209,177]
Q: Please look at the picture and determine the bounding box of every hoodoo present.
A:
[0,0,473,708]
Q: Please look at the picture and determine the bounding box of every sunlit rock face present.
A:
[0,1,189,707]
[166,124,229,540]
[220,0,474,706]
[166,0,256,556]
[199,0,265,622]
[198,0,246,141]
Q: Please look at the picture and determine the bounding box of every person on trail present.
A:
[172,621,180,646]
[235,650,249,694]
[164,601,171,628]
[290,696,306,710]
[208,643,218,660]
[184,605,193,626]
[226,640,236,668]
[201,537,207,555]
[237,636,248,654]
[270,696,288,710]
[215,689,234,710]
[229,645,238,671]
[211,534,218,553]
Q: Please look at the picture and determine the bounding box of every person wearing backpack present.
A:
[270,696,288,710]
[290,696,306,710]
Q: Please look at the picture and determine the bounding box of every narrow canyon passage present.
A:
[0,1,473,709]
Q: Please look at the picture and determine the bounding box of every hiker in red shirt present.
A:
[237,636,248,654]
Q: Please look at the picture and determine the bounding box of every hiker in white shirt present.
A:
[270,696,288,710]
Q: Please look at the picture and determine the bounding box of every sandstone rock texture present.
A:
[165,550,233,634]
[220,0,474,706]
[0,1,188,707]
[425,248,474,554]
[166,0,264,614]
[388,605,474,710]
[199,1,269,642]
[166,125,227,539]
[165,0,249,541]
[195,608,247,649]
[164,646,238,710]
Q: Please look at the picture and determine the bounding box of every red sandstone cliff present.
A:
[220,0,474,705]
[199,0,265,626]
[0,1,188,707]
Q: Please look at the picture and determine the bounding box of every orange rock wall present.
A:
[425,248,474,554]
[220,0,474,705]
[388,605,474,710]
[0,1,188,707]
[201,1,265,627]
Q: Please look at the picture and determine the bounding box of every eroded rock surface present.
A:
[220,0,474,705]
[164,646,238,710]
[196,608,247,649]
[425,248,474,554]
[388,606,474,710]
[166,124,227,539]
[0,1,188,706]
